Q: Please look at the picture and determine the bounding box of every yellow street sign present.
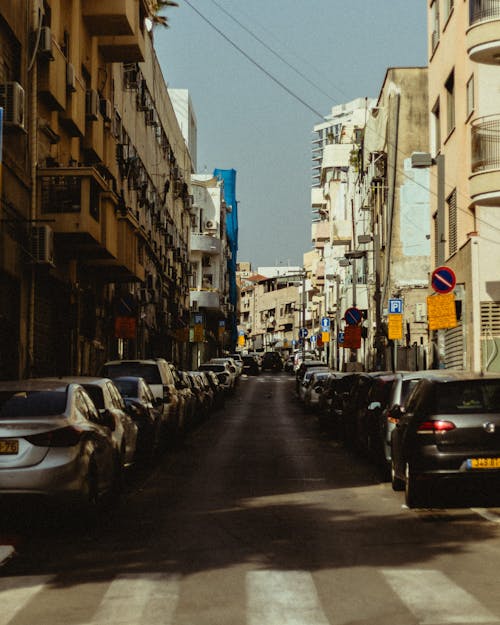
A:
[321,331,330,343]
[238,334,245,346]
[427,293,457,331]
[388,314,403,340]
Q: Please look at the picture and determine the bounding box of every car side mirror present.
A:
[368,401,381,411]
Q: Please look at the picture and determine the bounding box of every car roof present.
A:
[52,376,114,387]
[0,379,73,392]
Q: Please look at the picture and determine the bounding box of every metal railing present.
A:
[471,115,500,172]
[470,0,500,25]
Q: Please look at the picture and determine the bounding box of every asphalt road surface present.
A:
[3,372,500,625]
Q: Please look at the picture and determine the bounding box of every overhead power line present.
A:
[182,0,325,120]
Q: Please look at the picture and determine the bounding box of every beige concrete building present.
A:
[0,0,193,377]
[427,0,500,370]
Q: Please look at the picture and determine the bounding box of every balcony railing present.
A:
[470,0,500,25]
[471,115,500,172]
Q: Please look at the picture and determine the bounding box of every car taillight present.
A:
[417,420,456,434]
[25,426,83,447]
[387,410,399,424]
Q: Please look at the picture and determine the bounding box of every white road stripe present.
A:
[246,570,329,625]
[0,545,15,566]
[471,508,500,523]
[382,569,498,624]
[84,573,180,625]
[0,575,53,625]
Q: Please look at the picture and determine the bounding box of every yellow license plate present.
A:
[0,440,18,454]
[469,457,500,469]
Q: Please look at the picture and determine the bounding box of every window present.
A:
[447,189,457,255]
[431,1,440,52]
[432,99,441,155]
[466,74,475,118]
[445,70,455,136]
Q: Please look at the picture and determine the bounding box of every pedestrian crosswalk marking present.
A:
[246,570,330,625]
[382,569,498,624]
[83,573,180,625]
[0,575,53,625]
[1,568,500,624]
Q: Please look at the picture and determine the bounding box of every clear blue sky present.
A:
[154,1,427,268]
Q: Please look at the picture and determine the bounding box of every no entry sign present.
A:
[431,266,456,294]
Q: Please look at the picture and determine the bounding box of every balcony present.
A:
[38,166,109,256]
[83,0,136,36]
[467,0,500,64]
[470,115,500,204]
[59,74,85,137]
[38,39,66,110]
[190,289,221,311]
[190,233,221,255]
[97,2,146,63]
[331,218,352,246]
[312,220,330,249]
[83,115,105,163]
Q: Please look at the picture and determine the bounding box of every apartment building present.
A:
[428,0,500,370]
[188,174,230,367]
[0,0,193,378]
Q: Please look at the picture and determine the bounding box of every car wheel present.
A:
[391,459,405,491]
[405,462,422,508]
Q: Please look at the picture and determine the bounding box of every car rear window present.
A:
[434,380,500,413]
[200,364,225,373]
[0,390,68,418]
[103,363,162,385]
[83,385,105,409]
[113,378,138,398]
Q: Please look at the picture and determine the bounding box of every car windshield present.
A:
[0,390,68,418]
[114,379,139,398]
[434,380,500,413]
[103,363,162,385]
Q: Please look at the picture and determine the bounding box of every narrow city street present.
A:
[3,373,500,625]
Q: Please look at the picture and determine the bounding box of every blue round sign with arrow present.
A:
[344,307,362,326]
[431,266,456,294]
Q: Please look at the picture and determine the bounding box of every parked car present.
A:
[261,351,283,372]
[298,367,330,404]
[230,353,244,375]
[317,372,351,437]
[210,357,241,380]
[101,358,180,443]
[391,372,500,508]
[303,370,332,412]
[175,370,198,431]
[59,377,138,471]
[0,379,118,508]
[204,370,226,409]
[295,360,329,396]
[242,355,260,376]
[112,376,163,461]
[189,371,214,414]
[199,363,235,391]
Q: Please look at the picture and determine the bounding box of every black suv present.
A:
[261,351,283,372]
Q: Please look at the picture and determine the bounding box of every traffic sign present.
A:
[388,314,403,340]
[342,325,362,349]
[338,332,345,344]
[431,266,456,294]
[299,328,308,338]
[388,298,403,314]
[427,293,457,330]
[310,334,317,344]
[344,307,362,325]
[321,316,331,331]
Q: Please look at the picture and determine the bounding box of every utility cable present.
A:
[182,0,325,120]
[206,0,337,105]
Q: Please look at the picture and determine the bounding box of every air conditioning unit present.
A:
[0,82,25,129]
[100,98,112,122]
[85,89,99,121]
[39,26,54,60]
[66,63,76,92]
[31,225,55,265]
[204,219,217,231]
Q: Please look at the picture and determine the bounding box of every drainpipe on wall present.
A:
[471,235,482,372]
[27,0,41,376]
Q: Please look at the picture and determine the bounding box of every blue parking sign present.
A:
[388,299,403,314]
